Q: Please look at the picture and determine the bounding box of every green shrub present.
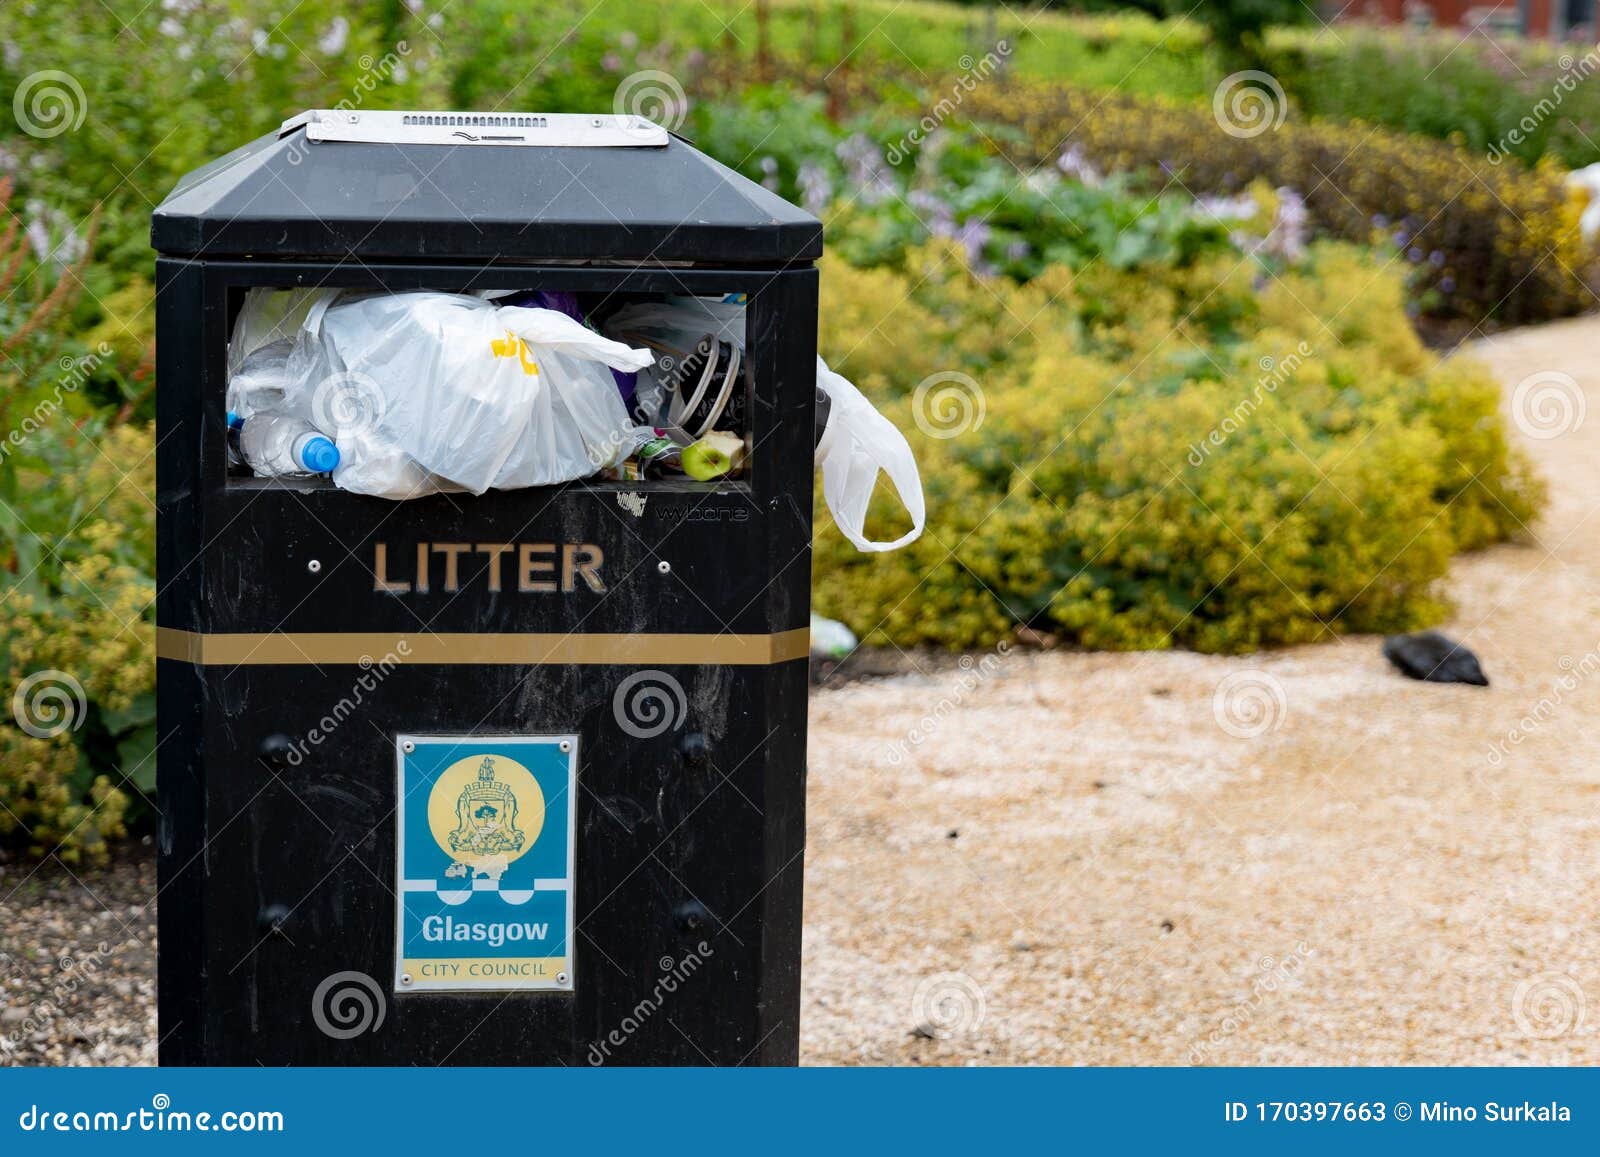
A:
[0,182,153,863]
[0,421,154,863]
[0,0,448,279]
[681,4,1600,167]
[960,80,1596,327]
[695,90,1254,279]
[1262,28,1600,169]
[812,242,1541,653]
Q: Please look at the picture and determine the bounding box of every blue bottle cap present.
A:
[299,435,340,474]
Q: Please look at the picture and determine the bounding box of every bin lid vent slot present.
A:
[278,110,668,147]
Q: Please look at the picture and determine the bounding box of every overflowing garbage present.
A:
[224,288,923,551]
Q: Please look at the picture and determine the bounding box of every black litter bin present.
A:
[152,110,822,1066]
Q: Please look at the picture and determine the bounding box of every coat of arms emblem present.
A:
[448,756,526,855]
[432,755,540,882]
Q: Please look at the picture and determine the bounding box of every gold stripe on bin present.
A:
[155,626,810,667]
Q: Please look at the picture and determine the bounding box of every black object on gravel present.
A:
[1382,630,1489,686]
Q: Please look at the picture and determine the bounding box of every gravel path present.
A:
[4,319,1598,1066]
[799,318,1600,1065]
[0,849,156,1066]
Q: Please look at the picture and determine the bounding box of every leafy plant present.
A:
[0,182,152,863]
[811,241,1541,652]
[960,78,1595,327]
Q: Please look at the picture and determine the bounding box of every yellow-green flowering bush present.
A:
[812,242,1541,652]
[0,422,154,862]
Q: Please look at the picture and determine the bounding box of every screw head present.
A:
[656,559,671,575]
[400,973,412,986]
[257,903,292,937]
[559,740,572,753]
[677,730,710,767]
[402,740,415,754]
[258,733,293,768]
[557,971,570,985]
[306,558,322,574]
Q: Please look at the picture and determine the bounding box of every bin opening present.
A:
[224,285,754,496]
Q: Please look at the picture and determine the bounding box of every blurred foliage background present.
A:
[0,0,1586,857]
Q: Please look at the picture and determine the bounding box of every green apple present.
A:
[681,431,746,480]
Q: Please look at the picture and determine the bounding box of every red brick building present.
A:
[1332,0,1593,38]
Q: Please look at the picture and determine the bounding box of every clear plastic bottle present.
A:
[237,414,340,476]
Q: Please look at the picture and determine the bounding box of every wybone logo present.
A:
[372,541,606,595]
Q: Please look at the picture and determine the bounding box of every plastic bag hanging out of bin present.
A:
[151,110,829,1067]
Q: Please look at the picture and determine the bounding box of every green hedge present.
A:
[813,241,1541,652]
[961,80,1596,328]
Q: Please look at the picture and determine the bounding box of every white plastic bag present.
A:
[815,357,925,552]
[604,296,747,429]
[607,296,745,348]
[281,293,653,499]
[229,287,341,376]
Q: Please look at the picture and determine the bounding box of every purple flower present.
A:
[1056,145,1101,186]
[908,188,954,233]
[318,16,349,55]
[955,218,992,272]
[797,162,833,216]
[835,134,897,205]
[1239,187,1308,263]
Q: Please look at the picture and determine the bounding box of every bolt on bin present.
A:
[151,110,822,1065]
